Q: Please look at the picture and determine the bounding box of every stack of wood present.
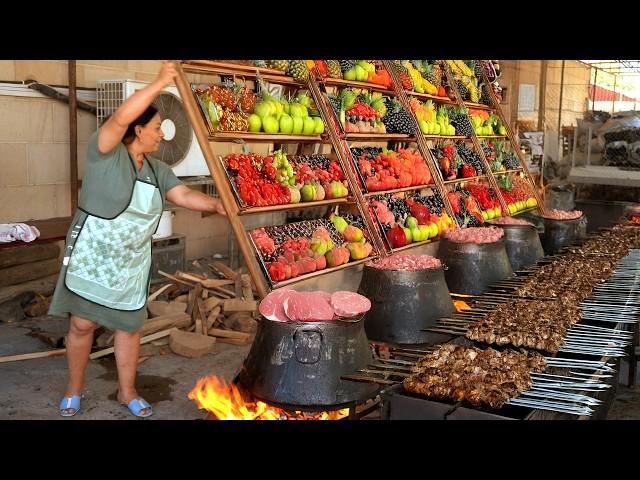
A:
[0,243,61,322]
[92,261,258,362]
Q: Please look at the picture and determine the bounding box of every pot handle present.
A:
[293,327,323,364]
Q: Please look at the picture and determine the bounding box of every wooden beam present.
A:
[0,243,60,269]
[0,348,66,364]
[0,273,59,305]
[68,60,79,213]
[0,259,60,287]
[89,328,178,360]
[223,299,258,312]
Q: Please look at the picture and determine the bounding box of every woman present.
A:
[49,61,226,418]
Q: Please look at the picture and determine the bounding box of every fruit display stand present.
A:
[310,62,457,255]
[176,61,382,297]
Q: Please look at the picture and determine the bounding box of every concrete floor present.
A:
[1,319,638,420]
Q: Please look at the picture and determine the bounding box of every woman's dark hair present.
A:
[122,105,159,145]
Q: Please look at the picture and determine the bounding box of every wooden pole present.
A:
[538,60,547,131]
[173,62,269,299]
[68,60,78,213]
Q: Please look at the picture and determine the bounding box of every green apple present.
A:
[410,227,422,242]
[418,119,429,134]
[303,116,316,135]
[292,116,304,134]
[427,222,439,239]
[405,216,418,229]
[402,227,413,243]
[262,116,279,134]
[355,65,367,81]
[247,114,262,133]
[289,103,304,118]
[296,94,310,107]
[274,101,284,121]
[313,117,325,134]
[344,69,357,81]
[418,225,431,241]
[280,98,290,115]
[301,183,316,202]
[279,114,293,134]
[253,101,271,119]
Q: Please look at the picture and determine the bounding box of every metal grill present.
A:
[96,80,127,127]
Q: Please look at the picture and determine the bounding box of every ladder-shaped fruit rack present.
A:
[174,60,543,298]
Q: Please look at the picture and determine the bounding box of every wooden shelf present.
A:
[477,135,507,139]
[405,90,456,105]
[390,237,438,253]
[271,256,376,288]
[321,77,395,94]
[237,198,351,216]
[492,168,524,175]
[442,175,487,185]
[344,133,415,141]
[208,132,328,143]
[364,184,436,198]
[512,206,540,216]
[464,101,494,111]
[182,60,303,86]
[422,135,468,140]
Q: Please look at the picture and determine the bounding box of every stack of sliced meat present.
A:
[403,344,546,410]
[366,253,442,271]
[259,289,371,322]
[488,217,534,226]
[442,226,504,244]
[540,208,582,220]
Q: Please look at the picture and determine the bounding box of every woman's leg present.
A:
[62,315,98,414]
[113,329,150,416]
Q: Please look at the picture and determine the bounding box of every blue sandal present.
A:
[59,395,82,417]
[124,398,153,418]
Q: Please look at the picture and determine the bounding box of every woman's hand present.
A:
[213,198,227,216]
[166,186,228,216]
[155,60,178,89]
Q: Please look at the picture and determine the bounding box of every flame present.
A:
[188,376,349,420]
[453,300,471,312]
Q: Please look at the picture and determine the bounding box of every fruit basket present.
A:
[369,191,453,251]
[324,87,416,137]
[248,215,377,286]
[350,146,433,194]
[317,60,394,91]
[430,141,485,182]
[221,150,351,211]
[191,80,326,139]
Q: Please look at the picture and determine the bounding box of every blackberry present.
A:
[456,80,469,101]
[450,112,474,137]
[342,214,365,230]
[504,152,520,169]
[339,60,355,72]
[327,94,342,117]
[382,98,416,134]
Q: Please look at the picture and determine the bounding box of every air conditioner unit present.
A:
[96,79,209,177]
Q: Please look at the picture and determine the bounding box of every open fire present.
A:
[188,376,349,420]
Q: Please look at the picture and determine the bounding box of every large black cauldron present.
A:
[236,315,378,409]
[437,237,513,295]
[536,214,587,255]
[496,224,545,271]
[358,265,454,345]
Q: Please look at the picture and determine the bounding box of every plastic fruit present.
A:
[253,101,271,118]
[526,197,537,208]
[292,117,304,134]
[313,117,324,134]
[301,183,316,202]
[344,69,357,81]
[279,114,293,134]
[303,116,316,135]
[405,216,418,229]
[418,225,430,241]
[247,114,261,133]
[428,222,439,238]
[262,116,279,134]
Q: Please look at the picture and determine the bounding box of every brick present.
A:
[0,61,15,80]
[27,143,69,185]
[0,97,53,142]
[52,103,97,143]
[0,144,28,186]
[0,185,58,222]
[14,60,68,86]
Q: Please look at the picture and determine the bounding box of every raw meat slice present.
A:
[283,291,335,321]
[258,288,294,321]
[330,291,372,318]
